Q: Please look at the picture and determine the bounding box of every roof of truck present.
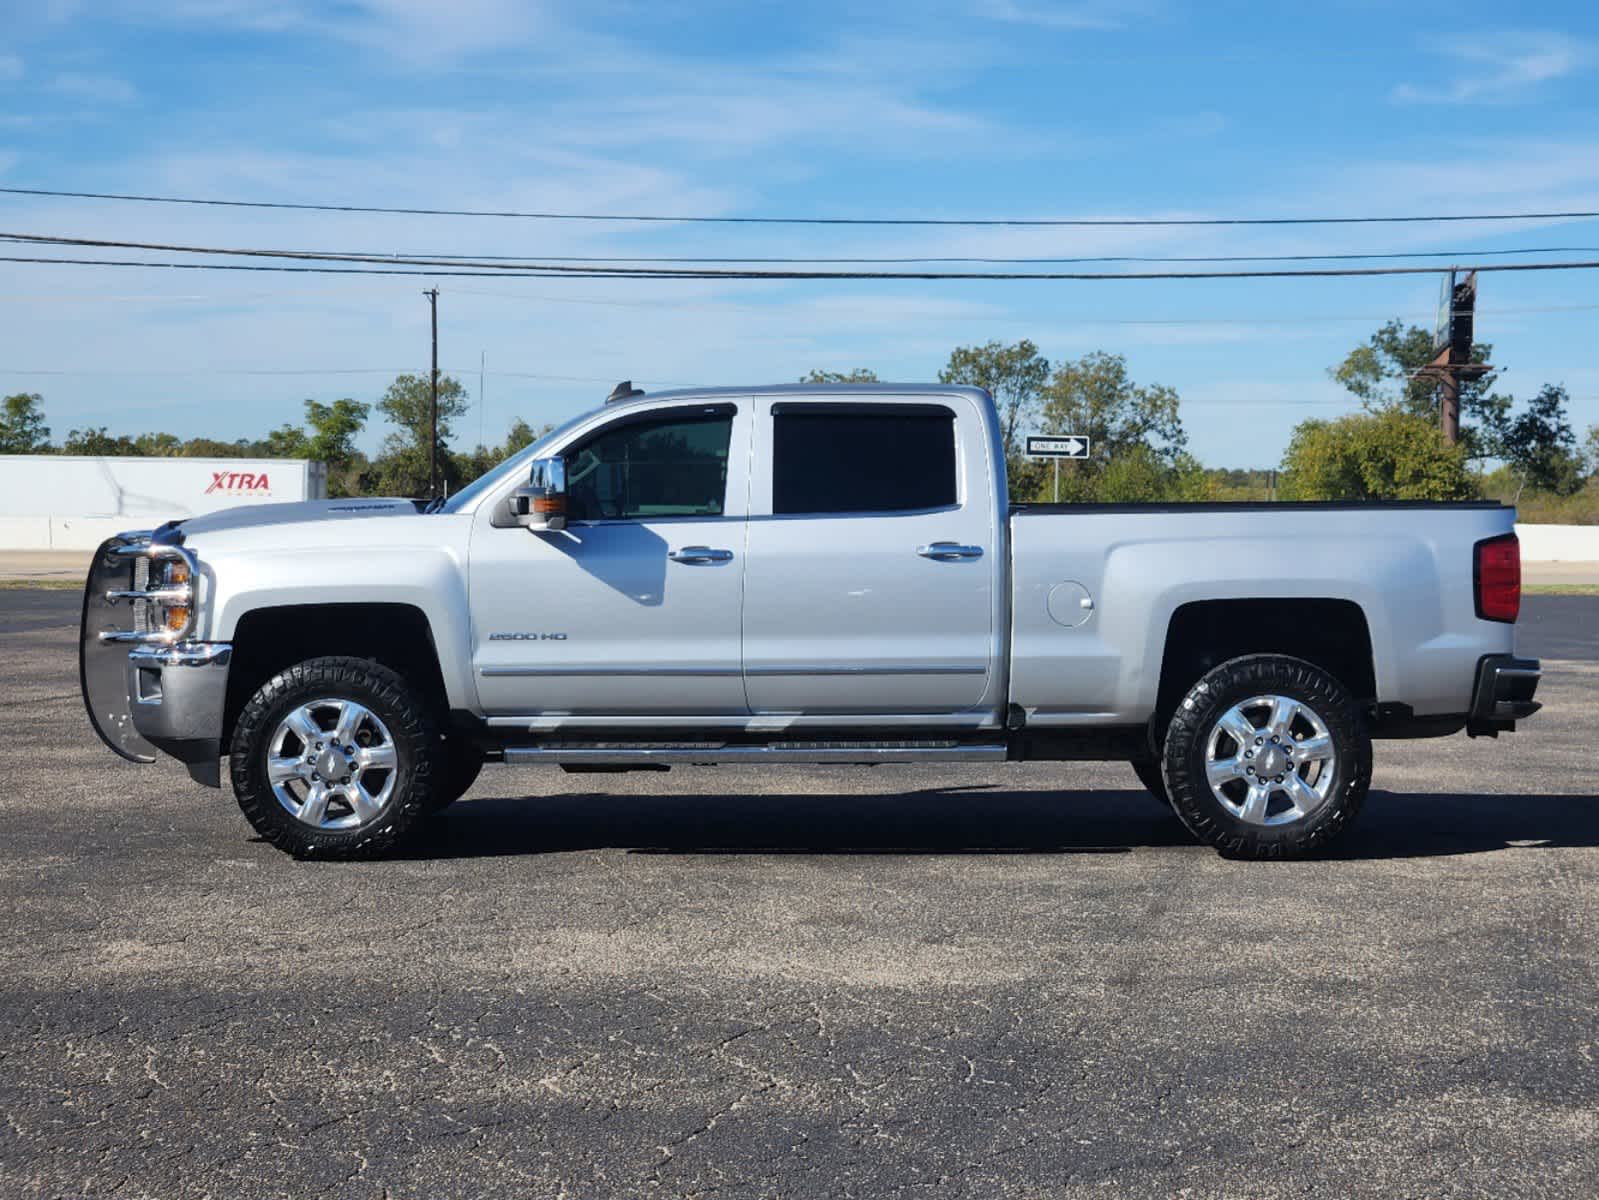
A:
[617,382,993,406]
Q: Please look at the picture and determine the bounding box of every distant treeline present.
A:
[5,325,1597,518]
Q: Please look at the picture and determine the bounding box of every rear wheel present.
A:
[229,656,438,859]
[1162,654,1370,859]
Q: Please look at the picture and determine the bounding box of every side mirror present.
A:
[510,456,568,532]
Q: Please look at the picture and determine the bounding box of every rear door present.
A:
[740,395,999,715]
[469,401,751,717]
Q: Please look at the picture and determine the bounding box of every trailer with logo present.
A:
[0,454,326,550]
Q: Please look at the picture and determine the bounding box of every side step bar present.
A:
[504,741,1008,766]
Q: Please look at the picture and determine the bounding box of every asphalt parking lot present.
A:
[2,590,1595,1199]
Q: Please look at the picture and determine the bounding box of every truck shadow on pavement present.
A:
[399,786,1599,861]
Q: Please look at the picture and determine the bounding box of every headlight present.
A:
[151,557,194,635]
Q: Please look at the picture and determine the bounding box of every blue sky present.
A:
[3,0,1598,467]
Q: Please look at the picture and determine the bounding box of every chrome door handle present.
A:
[669,546,734,564]
[917,542,984,561]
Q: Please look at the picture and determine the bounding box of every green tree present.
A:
[1330,319,1510,459]
[938,339,1050,470]
[1093,444,1171,502]
[259,424,309,459]
[458,418,556,486]
[501,417,541,457]
[1280,409,1477,501]
[62,426,139,455]
[1500,384,1581,495]
[132,432,183,456]
[1035,351,1186,501]
[0,392,50,453]
[372,374,470,497]
[377,373,469,454]
[300,398,369,496]
[179,437,260,458]
[800,369,879,384]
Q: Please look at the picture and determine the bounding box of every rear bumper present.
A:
[1466,654,1541,737]
[128,642,231,785]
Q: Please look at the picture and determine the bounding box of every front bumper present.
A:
[127,642,232,786]
[1467,654,1541,738]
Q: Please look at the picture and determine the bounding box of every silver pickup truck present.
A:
[80,382,1542,861]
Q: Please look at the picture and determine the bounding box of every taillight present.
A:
[1475,533,1520,623]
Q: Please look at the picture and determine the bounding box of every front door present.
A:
[741,396,1000,715]
[469,402,750,717]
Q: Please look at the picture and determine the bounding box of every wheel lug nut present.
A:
[1245,750,1254,759]
[1246,766,1254,774]
[1254,737,1263,745]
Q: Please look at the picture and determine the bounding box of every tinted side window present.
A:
[772,405,957,515]
[565,408,733,522]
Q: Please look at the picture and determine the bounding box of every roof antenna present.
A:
[607,380,645,404]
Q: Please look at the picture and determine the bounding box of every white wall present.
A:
[0,515,201,550]
[1516,523,1599,563]
[0,455,324,520]
[0,454,324,539]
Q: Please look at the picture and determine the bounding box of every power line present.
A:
[0,254,626,279]
[0,365,692,385]
[9,236,1599,281]
[101,245,1599,267]
[3,185,1598,228]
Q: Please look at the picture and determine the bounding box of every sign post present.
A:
[1026,435,1091,503]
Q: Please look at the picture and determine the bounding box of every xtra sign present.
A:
[204,470,273,496]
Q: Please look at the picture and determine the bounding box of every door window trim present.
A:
[765,401,963,520]
[561,402,739,527]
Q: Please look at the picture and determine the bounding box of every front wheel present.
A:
[1130,760,1173,811]
[1162,654,1371,859]
[229,656,439,859]
[426,738,485,813]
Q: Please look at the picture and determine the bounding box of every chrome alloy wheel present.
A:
[1203,693,1337,827]
[266,699,398,830]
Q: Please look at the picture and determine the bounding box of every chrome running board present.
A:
[503,740,1007,766]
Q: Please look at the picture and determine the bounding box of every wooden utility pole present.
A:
[424,288,440,500]
[1421,270,1487,447]
[1439,372,1461,446]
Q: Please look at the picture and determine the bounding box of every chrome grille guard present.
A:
[79,529,200,762]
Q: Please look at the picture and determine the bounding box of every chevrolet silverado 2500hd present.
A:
[80,383,1542,860]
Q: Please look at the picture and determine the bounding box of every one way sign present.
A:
[1026,435,1091,459]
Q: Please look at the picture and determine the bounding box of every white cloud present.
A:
[1392,31,1590,104]
[0,54,23,81]
[115,0,555,65]
[975,0,1153,31]
[49,71,138,104]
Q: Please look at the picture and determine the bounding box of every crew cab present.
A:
[80,383,1542,860]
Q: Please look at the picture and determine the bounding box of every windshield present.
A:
[438,407,597,514]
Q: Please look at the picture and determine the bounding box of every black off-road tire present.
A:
[1162,654,1371,859]
[427,738,485,813]
[1130,760,1173,811]
[229,656,439,859]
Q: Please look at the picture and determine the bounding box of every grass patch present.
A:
[0,578,81,591]
[1525,583,1599,596]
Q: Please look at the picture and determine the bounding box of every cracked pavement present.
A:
[1,589,1596,1198]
